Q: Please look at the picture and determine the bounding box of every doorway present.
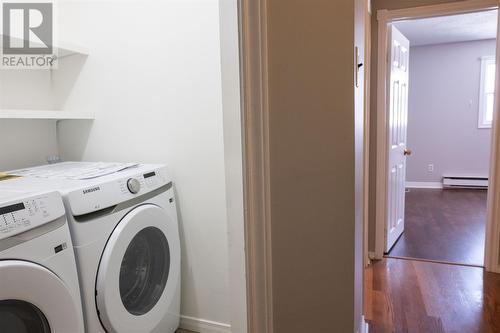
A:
[366,1,500,332]
[373,1,500,273]
[383,11,497,267]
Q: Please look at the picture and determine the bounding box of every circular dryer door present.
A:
[0,261,83,333]
[96,204,180,333]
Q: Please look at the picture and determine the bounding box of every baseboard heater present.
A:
[442,175,488,189]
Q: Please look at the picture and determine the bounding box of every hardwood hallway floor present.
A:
[388,188,487,266]
[365,258,500,333]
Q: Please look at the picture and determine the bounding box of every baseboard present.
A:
[360,315,369,333]
[405,181,442,189]
[368,251,376,260]
[180,315,231,333]
[180,313,367,333]
[488,263,500,274]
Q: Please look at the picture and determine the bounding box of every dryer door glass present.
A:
[0,300,51,333]
[119,226,170,315]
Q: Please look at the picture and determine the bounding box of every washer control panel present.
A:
[0,191,65,240]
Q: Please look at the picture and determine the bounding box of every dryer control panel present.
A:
[0,191,65,240]
[67,165,171,216]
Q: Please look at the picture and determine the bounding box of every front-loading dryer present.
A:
[0,189,85,333]
[4,162,181,333]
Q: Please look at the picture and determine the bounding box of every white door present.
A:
[95,204,180,333]
[0,260,84,333]
[385,25,410,253]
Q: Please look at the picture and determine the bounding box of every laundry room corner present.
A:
[0,0,244,332]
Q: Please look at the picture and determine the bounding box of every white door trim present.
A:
[374,0,500,273]
[485,9,500,273]
[377,0,498,22]
[219,1,248,332]
[363,0,373,268]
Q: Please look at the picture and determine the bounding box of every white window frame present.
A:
[478,55,496,129]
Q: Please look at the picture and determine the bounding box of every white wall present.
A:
[406,39,495,183]
[0,59,59,170]
[56,0,232,329]
[0,120,58,170]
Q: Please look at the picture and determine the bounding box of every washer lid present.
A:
[0,260,83,333]
[96,204,180,333]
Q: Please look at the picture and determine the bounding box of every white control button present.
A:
[127,178,141,194]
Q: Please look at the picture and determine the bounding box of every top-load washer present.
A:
[0,189,85,333]
[3,162,181,333]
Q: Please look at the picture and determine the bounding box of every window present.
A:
[478,56,496,128]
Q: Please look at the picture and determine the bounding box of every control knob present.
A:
[127,178,141,194]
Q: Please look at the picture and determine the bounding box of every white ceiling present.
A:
[394,10,498,46]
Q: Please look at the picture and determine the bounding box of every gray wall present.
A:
[406,40,495,182]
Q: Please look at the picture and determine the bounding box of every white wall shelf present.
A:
[0,110,95,120]
[55,42,90,59]
[0,35,89,59]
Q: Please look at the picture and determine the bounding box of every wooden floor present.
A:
[178,259,500,333]
[365,258,500,333]
[388,189,487,266]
